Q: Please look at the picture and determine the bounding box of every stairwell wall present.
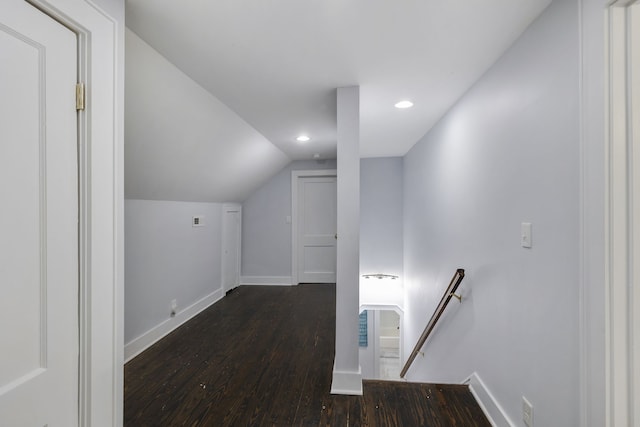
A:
[402,0,580,425]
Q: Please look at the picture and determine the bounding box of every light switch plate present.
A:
[521,222,532,248]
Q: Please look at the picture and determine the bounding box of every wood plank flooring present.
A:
[125,284,491,426]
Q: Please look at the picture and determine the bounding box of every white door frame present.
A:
[359,304,404,379]
[27,1,123,425]
[604,1,640,424]
[222,203,242,293]
[291,169,337,285]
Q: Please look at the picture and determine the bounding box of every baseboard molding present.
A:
[463,372,515,427]
[240,276,293,286]
[330,365,363,395]
[124,288,224,363]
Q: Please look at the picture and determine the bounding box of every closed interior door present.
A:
[0,2,78,425]
[297,176,337,283]
[222,206,241,292]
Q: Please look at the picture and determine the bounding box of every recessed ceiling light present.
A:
[395,100,414,109]
[296,135,310,142]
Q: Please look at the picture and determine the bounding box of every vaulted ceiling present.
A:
[124,0,552,202]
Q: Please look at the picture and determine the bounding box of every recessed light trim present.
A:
[296,135,311,142]
[395,100,414,109]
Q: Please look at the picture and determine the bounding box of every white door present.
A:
[297,176,337,283]
[0,2,78,426]
[222,204,241,293]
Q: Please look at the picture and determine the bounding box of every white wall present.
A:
[360,157,404,308]
[402,0,580,425]
[125,29,290,202]
[124,199,224,355]
[241,159,336,282]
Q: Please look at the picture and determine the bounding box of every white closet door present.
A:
[0,1,79,425]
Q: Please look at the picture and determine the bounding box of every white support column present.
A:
[331,86,363,395]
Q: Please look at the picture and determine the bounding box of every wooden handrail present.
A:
[400,268,465,378]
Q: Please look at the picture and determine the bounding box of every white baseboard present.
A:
[124,288,224,363]
[240,276,293,286]
[463,372,515,427]
[330,365,363,395]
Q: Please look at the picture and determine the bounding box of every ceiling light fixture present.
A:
[394,100,414,109]
[296,135,310,142]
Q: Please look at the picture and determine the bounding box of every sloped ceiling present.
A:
[124,0,552,202]
[125,30,290,202]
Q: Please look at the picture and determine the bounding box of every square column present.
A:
[331,86,362,395]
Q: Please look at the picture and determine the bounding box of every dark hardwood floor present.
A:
[125,284,491,426]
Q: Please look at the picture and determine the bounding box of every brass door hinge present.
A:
[76,83,85,111]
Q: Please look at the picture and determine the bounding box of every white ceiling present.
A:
[125,0,552,161]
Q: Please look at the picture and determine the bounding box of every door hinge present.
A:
[76,83,85,111]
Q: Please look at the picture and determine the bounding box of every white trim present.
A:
[26,1,123,425]
[330,365,363,395]
[462,372,514,427]
[578,0,609,424]
[240,276,293,286]
[124,288,224,363]
[359,304,404,315]
[631,5,640,420]
[291,169,337,286]
[604,2,640,425]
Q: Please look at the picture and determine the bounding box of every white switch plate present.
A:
[521,222,532,248]
[285,215,292,224]
[522,396,533,427]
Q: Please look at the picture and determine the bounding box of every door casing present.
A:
[291,169,337,285]
[25,1,124,425]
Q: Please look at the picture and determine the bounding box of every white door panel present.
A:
[0,1,78,425]
[297,177,337,283]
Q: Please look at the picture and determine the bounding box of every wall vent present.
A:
[192,216,204,227]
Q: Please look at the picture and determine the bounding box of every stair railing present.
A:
[400,268,465,378]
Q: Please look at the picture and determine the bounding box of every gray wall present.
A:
[241,159,337,280]
[360,157,403,278]
[241,157,404,284]
[402,0,580,425]
[125,199,223,344]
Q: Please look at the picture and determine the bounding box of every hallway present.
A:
[125,284,490,426]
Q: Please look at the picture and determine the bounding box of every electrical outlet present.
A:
[522,396,533,427]
[171,299,177,317]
